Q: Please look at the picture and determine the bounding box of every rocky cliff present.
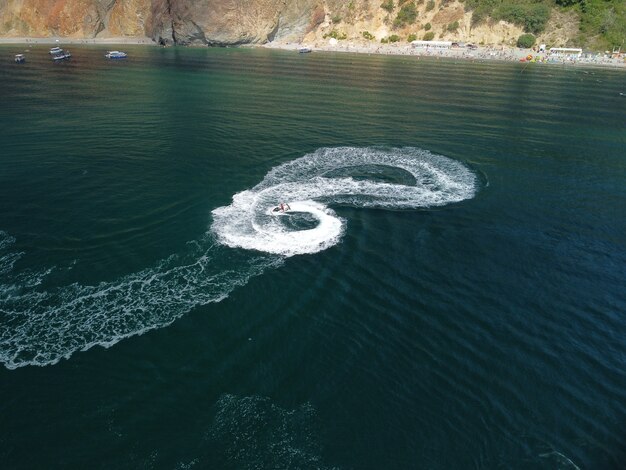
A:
[148,0,324,46]
[0,0,585,48]
[0,0,325,43]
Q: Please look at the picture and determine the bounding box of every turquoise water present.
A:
[1,45,626,469]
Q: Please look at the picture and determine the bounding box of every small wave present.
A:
[205,394,338,469]
[212,147,477,256]
[539,450,581,469]
[0,231,22,276]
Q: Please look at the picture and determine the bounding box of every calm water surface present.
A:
[1,45,626,469]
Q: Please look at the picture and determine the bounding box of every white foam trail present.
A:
[0,231,22,276]
[539,451,581,470]
[212,147,477,256]
[0,237,281,369]
[0,147,477,369]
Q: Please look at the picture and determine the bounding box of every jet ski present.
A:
[270,203,291,214]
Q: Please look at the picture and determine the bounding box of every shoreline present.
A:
[263,41,626,70]
[2,36,624,70]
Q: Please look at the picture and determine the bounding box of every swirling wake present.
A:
[0,147,477,368]
[212,147,477,256]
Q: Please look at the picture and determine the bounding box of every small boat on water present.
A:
[49,46,63,55]
[298,47,312,53]
[51,50,71,61]
[271,203,292,214]
[105,50,128,59]
[15,54,25,63]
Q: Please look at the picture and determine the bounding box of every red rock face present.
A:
[0,0,321,43]
[148,0,324,45]
[109,0,151,36]
[0,0,103,37]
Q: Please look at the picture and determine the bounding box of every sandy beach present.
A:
[263,40,626,70]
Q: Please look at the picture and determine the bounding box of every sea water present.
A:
[1,45,625,469]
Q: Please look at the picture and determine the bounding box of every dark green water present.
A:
[1,45,626,469]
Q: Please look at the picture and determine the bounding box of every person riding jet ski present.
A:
[272,202,291,213]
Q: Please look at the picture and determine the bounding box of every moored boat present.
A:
[49,46,63,55]
[105,51,128,59]
[51,50,71,61]
[298,47,312,53]
[15,54,25,63]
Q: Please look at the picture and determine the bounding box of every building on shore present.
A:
[549,47,583,58]
[411,40,452,49]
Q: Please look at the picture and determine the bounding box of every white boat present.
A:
[51,50,71,61]
[49,47,63,55]
[105,51,128,59]
[298,47,312,53]
[15,54,25,63]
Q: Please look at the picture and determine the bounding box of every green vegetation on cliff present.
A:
[394,2,419,27]
[466,0,626,49]
[576,0,626,48]
[466,0,550,34]
[381,0,395,13]
[323,30,348,40]
[517,33,536,47]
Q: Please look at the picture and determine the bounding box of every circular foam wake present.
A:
[212,147,477,256]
